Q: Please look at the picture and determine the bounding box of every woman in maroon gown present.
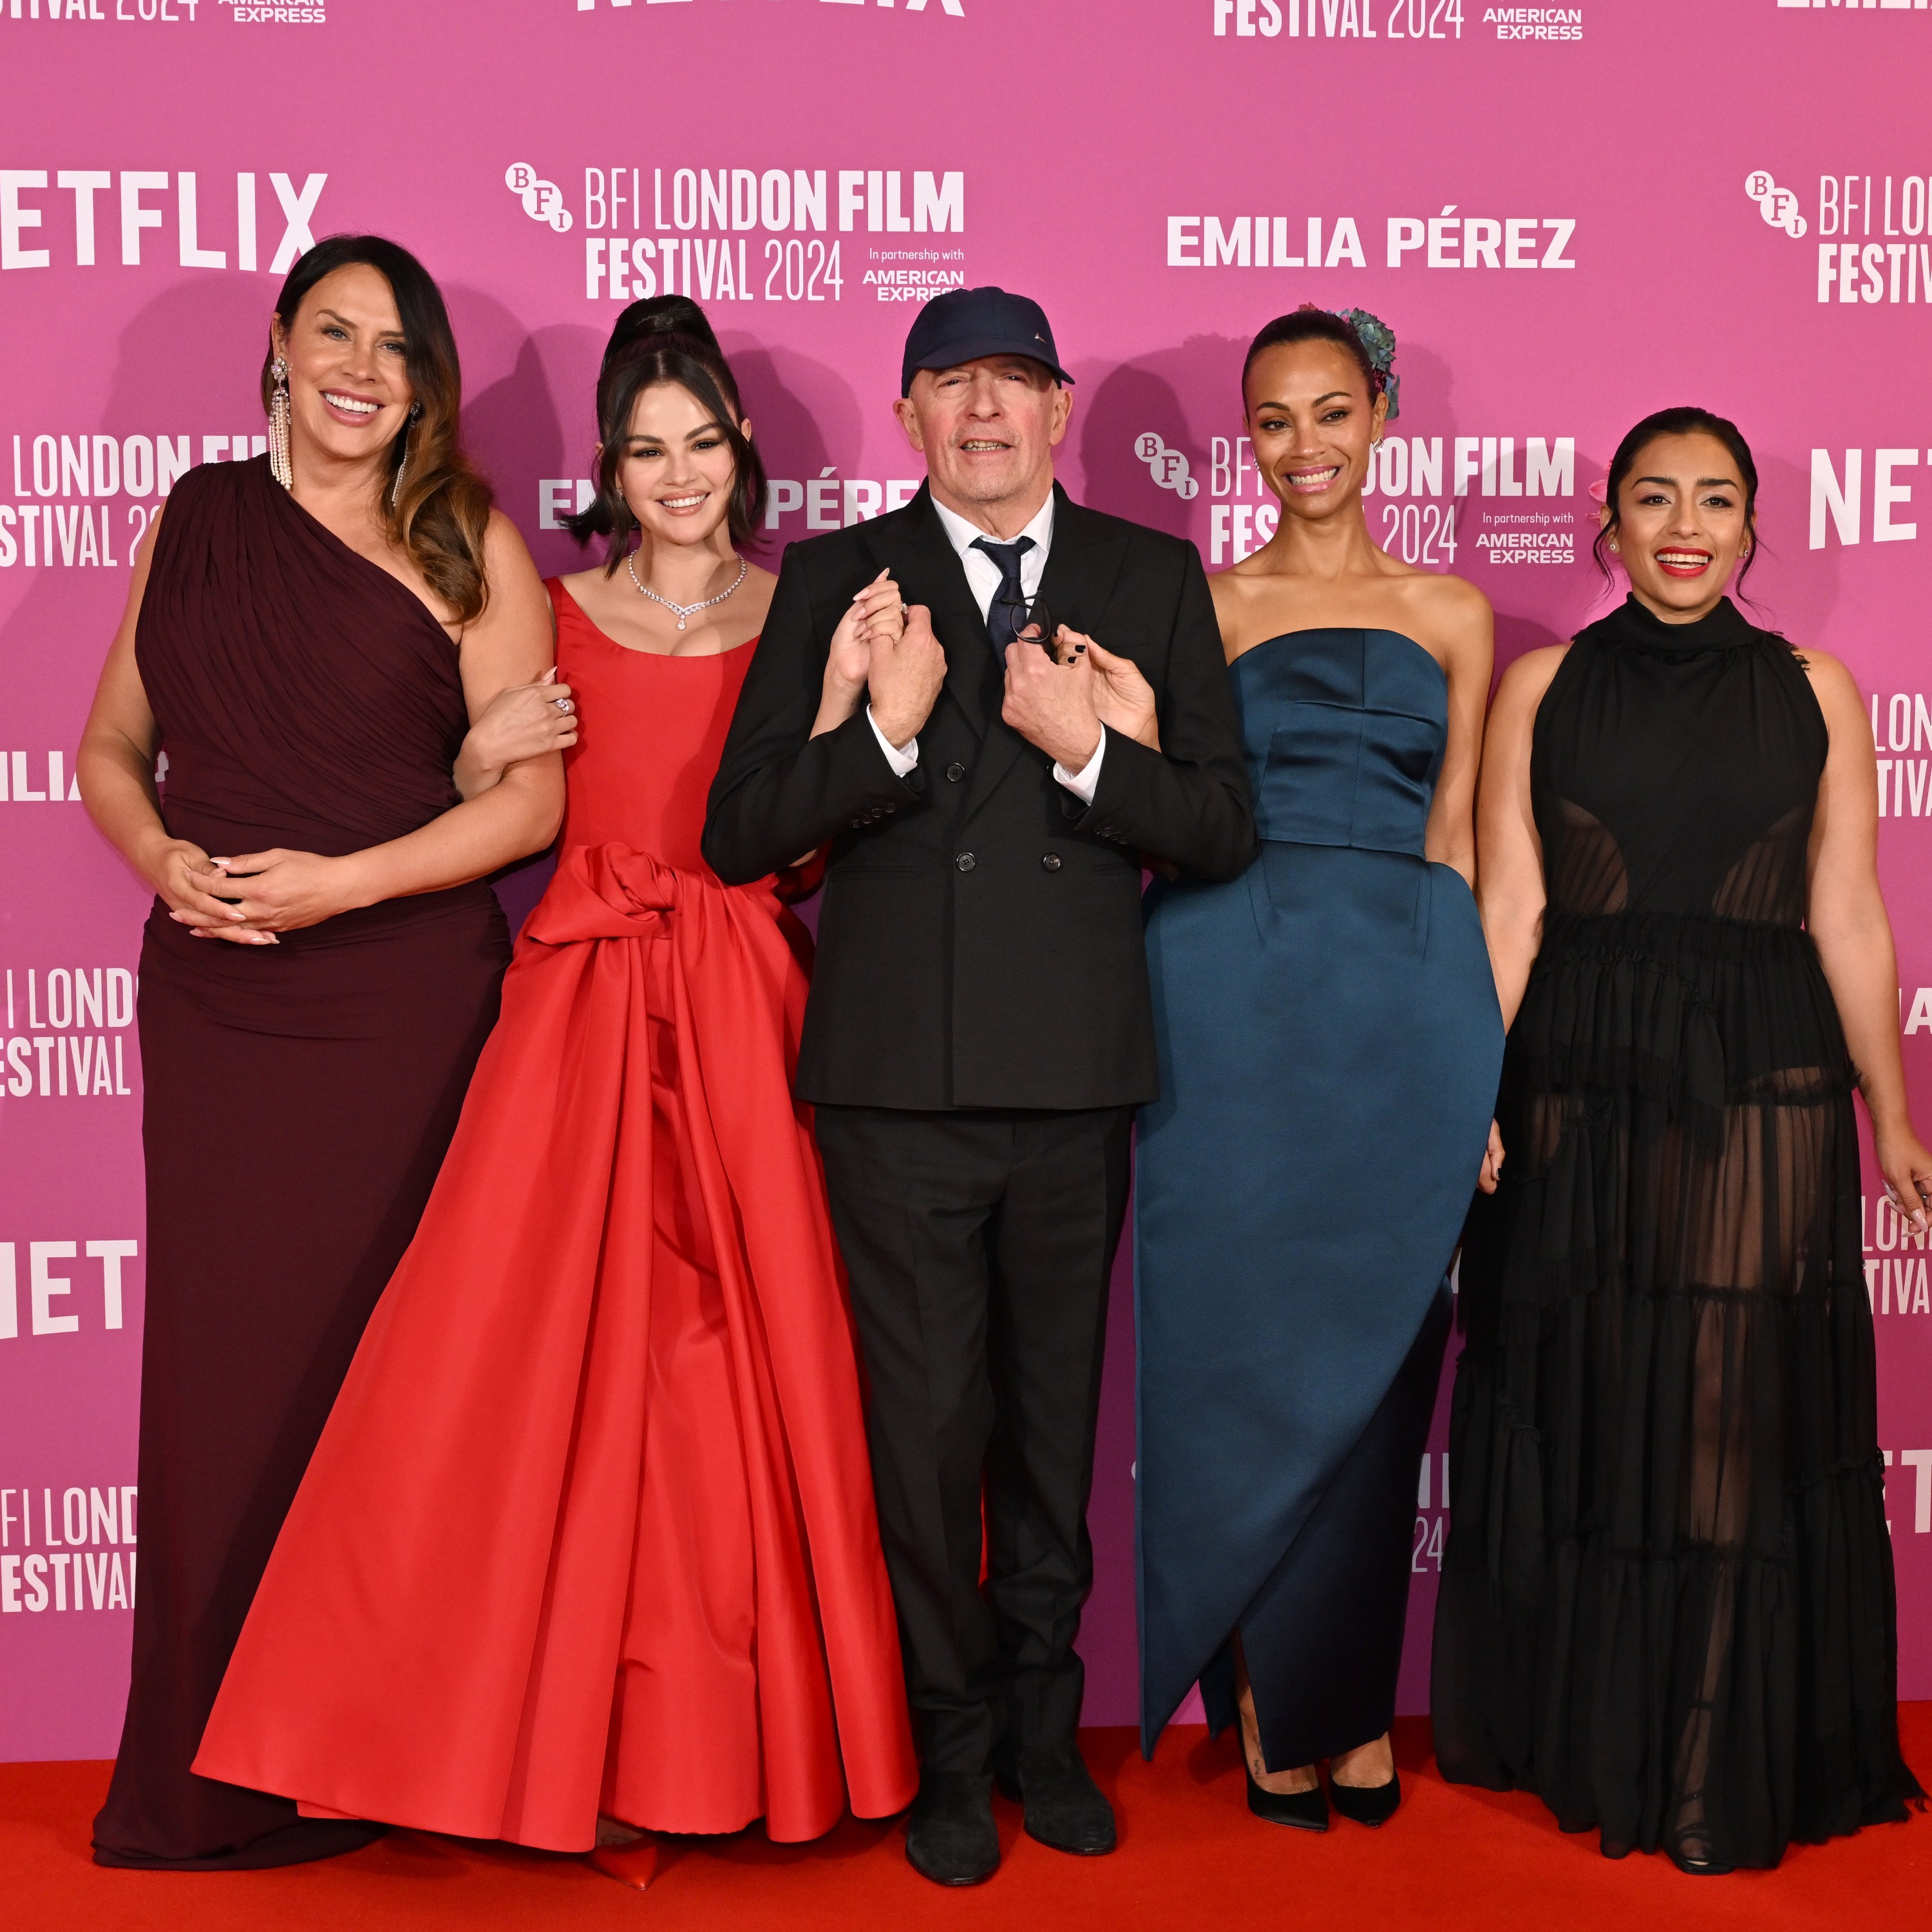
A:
[195,297,917,1882]
[76,235,569,1870]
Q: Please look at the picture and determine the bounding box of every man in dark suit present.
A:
[703,288,1253,1886]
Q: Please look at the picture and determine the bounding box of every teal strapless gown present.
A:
[1135,628,1502,1764]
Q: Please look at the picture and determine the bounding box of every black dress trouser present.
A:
[813,1104,1133,1776]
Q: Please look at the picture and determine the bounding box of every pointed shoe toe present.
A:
[587,1837,661,1890]
[1330,1771,1401,1828]
[1245,1765,1329,1832]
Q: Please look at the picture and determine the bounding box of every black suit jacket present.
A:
[703,482,1254,1110]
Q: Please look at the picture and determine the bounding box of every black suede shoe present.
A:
[905,1770,999,1886]
[994,1744,1117,1855]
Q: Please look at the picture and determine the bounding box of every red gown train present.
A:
[194,582,917,1850]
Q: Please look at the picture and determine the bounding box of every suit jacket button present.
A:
[869,805,886,820]
[945,762,967,782]
[955,851,976,873]
[1041,853,1062,872]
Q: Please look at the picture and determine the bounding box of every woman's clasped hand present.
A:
[169,848,367,940]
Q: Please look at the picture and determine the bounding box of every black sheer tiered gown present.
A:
[1433,594,1921,1870]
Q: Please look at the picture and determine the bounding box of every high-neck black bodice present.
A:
[1531,595,1828,926]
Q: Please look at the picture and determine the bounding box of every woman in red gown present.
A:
[195,298,918,1861]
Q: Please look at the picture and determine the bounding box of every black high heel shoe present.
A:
[1329,1770,1401,1828]
[1669,1846,1734,1877]
[1665,1789,1733,1875]
[1245,1762,1329,1832]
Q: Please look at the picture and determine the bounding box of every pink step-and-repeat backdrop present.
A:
[3,0,1930,1762]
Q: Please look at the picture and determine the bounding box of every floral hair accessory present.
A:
[1334,307,1400,422]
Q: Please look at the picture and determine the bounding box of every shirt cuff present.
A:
[1052,726,1107,804]
[867,705,918,777]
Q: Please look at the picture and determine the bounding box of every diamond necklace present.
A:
[625,553,747,631]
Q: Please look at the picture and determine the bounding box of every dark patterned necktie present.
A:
[971,535,1036,653]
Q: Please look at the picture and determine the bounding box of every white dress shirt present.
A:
[866,491,1107,803]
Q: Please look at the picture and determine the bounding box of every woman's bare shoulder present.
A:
[1406,568,1492,625]
[1493,642,1570,713]
[480,506,539,574]
[1795,647,1869,740]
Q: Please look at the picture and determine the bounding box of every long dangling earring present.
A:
[389,402,422,511]
[269,357,293,491]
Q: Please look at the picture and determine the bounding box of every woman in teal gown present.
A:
[1135,308,1502,1828]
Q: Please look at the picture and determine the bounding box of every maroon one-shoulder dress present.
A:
[91,457,512,1869]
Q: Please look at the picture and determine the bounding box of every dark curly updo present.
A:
[1241,305,1388,412]
[564,296,768,564]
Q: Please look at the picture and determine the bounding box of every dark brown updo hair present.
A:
[1593,406,1761,591]
[1241,305,1387,411]
[565,296,767,566]
[265,234,495,625]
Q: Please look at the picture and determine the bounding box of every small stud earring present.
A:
[1607,538,1618,552]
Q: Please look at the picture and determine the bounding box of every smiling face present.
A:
[1244,337,1387,526]
[1606,431,1752,621]
[893,356,1072,529]
[272,263,414,476]
[611,380,746,549]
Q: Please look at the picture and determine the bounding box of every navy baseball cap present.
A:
[900,287,1074,395]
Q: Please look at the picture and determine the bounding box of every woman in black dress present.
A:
[77,236,571,1869]
[1433,406,1928,1871]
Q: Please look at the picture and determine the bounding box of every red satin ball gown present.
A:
[194,580,917,1850]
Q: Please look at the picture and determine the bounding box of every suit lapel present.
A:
[862,484,996,739]
[960,484,1132,828]
[1032,486,1130,645]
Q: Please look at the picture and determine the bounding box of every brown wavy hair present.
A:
[262,234,495,626]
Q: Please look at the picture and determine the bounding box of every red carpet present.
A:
[6,1713,1927,1932]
